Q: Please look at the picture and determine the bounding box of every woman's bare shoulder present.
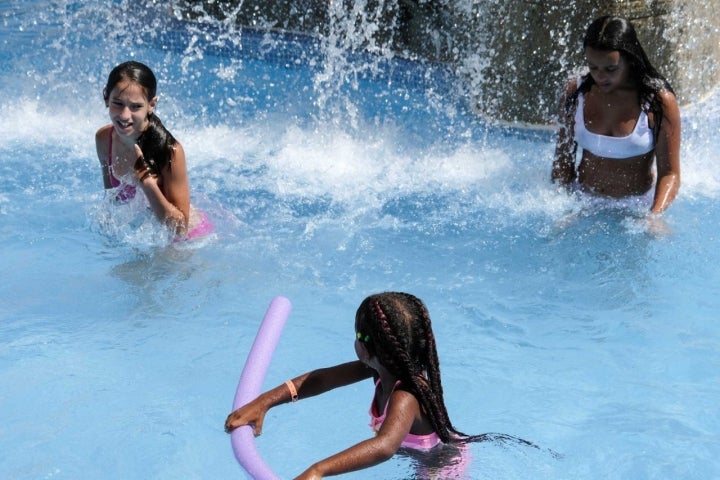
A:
[658,89,680,109]
[561,77,580,98]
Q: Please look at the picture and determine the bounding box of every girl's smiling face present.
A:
[585,47,631,93]
[106,79,157,141]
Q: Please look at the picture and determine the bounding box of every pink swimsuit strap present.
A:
[107,128,120,188]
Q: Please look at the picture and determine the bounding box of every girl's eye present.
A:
[109,101,144,111]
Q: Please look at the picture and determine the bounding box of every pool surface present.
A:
[1,1,719,479]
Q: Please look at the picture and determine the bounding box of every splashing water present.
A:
[2,1,720,479]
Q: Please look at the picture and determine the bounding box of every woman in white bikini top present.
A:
[552,15,681,214]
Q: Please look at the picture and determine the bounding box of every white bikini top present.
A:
[574,91,654,159]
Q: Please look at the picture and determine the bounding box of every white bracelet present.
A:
[285,380,298,403]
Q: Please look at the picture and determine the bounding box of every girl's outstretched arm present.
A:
[294,389,421,479]
[225,360,372,435]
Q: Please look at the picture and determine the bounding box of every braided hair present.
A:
[103,61,177,173]
[567,16,674,144]
[355,292,465,443]
[355,292,548,452]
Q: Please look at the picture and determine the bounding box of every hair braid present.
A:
[405,293,466,442]
[371,298,419,379]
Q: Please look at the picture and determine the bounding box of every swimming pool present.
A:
[1,1,719,478]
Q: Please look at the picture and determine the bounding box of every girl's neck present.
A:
[373,363,398,391]
[112,128,140,148]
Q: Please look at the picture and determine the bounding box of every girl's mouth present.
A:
[115,120,134,131]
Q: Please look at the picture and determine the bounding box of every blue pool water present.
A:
[1,1,719,479]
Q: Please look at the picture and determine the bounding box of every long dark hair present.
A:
[569,16,674,141]
[103,61,177,172]
[355,292,464,443]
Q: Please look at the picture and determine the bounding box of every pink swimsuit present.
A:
[176,210,214,242]
[369,379,442,450]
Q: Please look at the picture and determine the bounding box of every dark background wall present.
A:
[176,0,720,125]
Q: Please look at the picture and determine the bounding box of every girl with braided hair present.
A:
[226,292,513,479]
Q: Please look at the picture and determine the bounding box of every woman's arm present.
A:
[650,90,681,214]
[295,389,420,480]
[135,142,190,232]
[225,361,372,435]
[552,81,578,187]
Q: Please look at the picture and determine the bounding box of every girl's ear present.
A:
[355,339,371,363]
[149,96,158,115]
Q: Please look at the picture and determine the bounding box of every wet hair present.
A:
[103,61,176,173]
[355,292,550,453]
[355,292,465,443]
[569,16,674,142]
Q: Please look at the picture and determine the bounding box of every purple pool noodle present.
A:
[231,296,292,479]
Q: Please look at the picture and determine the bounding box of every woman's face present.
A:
[584,47,631,93]
[106,79,157,141]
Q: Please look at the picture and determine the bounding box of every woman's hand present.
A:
[642,213,671,237]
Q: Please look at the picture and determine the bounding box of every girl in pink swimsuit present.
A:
[225,292,540,479]
[95,61,212,241]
